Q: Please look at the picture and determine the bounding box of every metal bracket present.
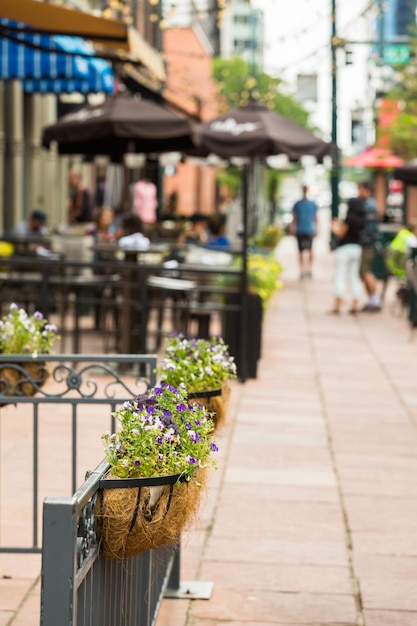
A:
[164,581,213,600]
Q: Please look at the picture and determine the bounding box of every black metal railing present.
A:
[0,354,157,554]
[41,458,179,626]
[0,254,243,354]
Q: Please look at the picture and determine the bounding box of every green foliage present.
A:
[157,335,237,393]
[0,303,59,356]
[390,110,417,160]
[102,383,218,483]
[217,253,284,310]
[216,166,242,198]
[250,224,284,249]
[212,57,311,128]
[386,34,417,159]
[247,253,284,307]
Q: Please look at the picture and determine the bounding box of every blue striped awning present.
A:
[0,19,114,94]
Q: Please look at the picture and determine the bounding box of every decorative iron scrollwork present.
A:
[77,492,99,572]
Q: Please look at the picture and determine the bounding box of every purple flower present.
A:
[34,311,43,320]
[210,442,219,452]
[176,403,187,412]
[156,436,163,445]
[134,460,141,467]
[187,456,197,465]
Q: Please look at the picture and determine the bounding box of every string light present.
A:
[267,0,377,74]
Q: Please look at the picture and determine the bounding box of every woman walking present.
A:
[329,197,366,315]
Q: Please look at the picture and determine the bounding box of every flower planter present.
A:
[188,383,230,430]
[0,361,49,400]
[97,472,203,559]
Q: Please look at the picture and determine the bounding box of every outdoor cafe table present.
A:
[0,251,244,354]
[90,243,245,352]
[0,259,120,353]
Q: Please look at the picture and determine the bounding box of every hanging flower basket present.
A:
[157,335,237,430]
[98,384,218,559]
[0,361,49,399]
[0,303,59,405]
[188,383,231,430]
[97,471,204,559]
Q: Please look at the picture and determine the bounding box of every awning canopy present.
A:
[344,147,404,169]
[117,62,201,122]
[0,0,166,84]
[0,19,114,94]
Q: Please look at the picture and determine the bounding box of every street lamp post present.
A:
[330,0,340,220]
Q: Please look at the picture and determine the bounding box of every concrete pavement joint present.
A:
[302,287,365,626]
[185,382,245,626]
[356,319,417,433]
[5,575,40,626]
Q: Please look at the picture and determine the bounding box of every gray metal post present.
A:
[41,497,77,626]
[330,0,339,221]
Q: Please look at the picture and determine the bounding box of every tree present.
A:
[211,57,312,218]
[212,57,312,128]
[386,36,417,160]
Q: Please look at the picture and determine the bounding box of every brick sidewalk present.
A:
[2,222,417,625]
[157,231,417,626]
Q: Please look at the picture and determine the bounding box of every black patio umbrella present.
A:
[191,100,331,161]
[42,92,196,161]
[393,159,417,185]
[189,101,331,382]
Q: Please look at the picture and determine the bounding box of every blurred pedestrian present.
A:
[291,185,318,279]
[206,214,231,249]
[385,221,417,278]
[178,213,209,245]
[358,180,381,312]
[67,169,93,225]
[329,197,366,315]
[92,207,117,244]
[12,209,48,238]
[116,214,150,250]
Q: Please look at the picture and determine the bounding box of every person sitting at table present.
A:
[116,214,150,250]
[92,207,117,244]
[205,214,231,249]
[12,209,48,239]
[67,169,93,225]
[178,213,209,245]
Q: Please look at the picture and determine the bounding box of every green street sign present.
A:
[383,44,410,66]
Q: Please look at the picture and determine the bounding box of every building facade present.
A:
[220,0,263,72]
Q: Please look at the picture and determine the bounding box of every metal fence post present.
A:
[41,497,77,626]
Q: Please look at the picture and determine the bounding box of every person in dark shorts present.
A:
[292,185,318,279]
[358,180,381,311]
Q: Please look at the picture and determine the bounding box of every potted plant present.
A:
[250,224,283,252]
[0,303,59,398]
[98,382,219,559]
[156,334,237,429]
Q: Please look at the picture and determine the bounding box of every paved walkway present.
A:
[157,229,417,626]
[2,221,417,625]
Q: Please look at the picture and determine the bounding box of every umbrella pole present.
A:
[239,162,249,383]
